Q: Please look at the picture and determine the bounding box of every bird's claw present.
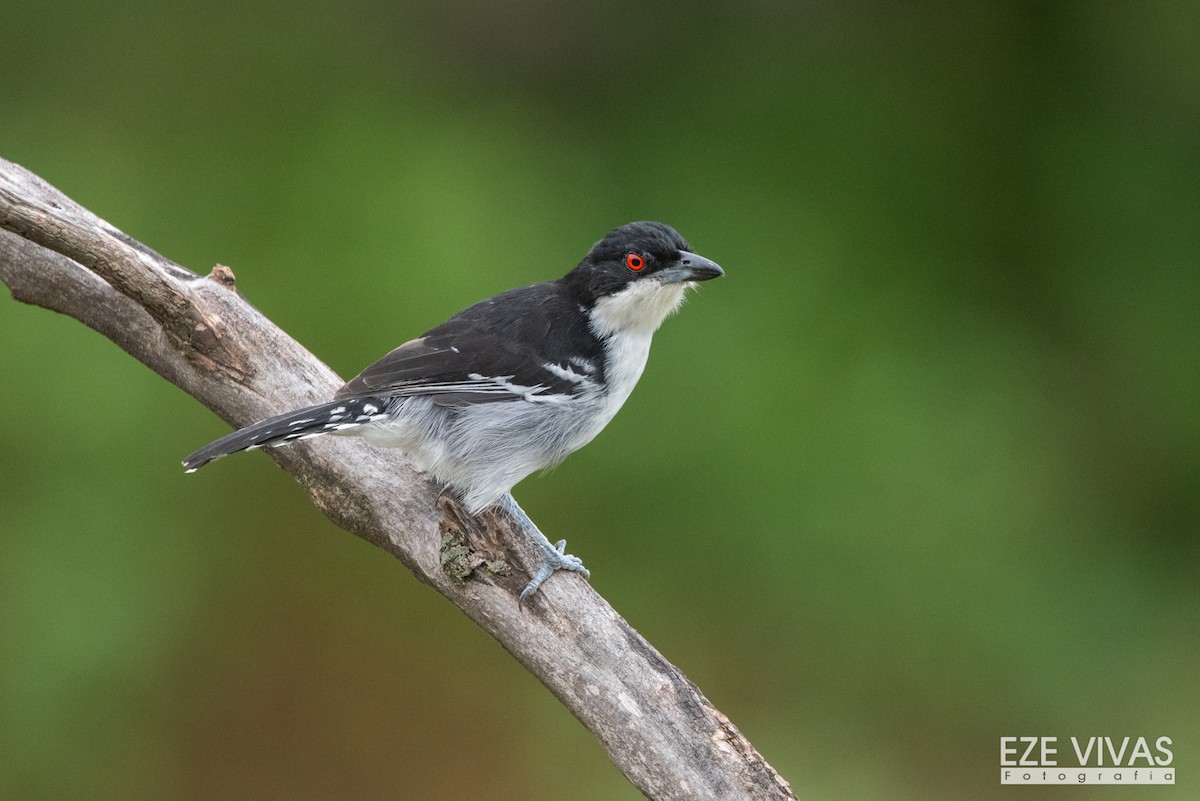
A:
[518,538,590,606]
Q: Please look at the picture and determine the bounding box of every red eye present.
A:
[625,253,646,271]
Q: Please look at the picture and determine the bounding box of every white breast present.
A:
[595,329,652,427]
[585,278,689,433]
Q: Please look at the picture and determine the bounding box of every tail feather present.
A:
[182,397,389,472]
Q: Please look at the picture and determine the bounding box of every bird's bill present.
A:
[655,251,725,285]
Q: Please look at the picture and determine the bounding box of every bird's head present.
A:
[565,221,724,336]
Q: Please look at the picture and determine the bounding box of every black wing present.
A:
[335,282,603,406]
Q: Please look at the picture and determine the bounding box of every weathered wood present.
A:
[0,156,796,801]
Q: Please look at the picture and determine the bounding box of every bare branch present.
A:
[0,156,796,801]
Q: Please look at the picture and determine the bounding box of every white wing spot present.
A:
[568,356,597,375]
[543,362,591,384]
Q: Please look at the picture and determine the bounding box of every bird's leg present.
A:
[499,493,590,604]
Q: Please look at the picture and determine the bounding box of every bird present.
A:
[183,221,724,600]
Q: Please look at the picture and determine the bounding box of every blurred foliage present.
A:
[2,2,1197,799]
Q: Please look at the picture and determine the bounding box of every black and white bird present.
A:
[183,221,723,600]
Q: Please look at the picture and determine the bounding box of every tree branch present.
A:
[0,156,796,801]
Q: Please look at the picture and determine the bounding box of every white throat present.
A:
[590,280,689,338]
[587,280,690,429]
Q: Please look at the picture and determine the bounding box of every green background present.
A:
[2,2,1197,799]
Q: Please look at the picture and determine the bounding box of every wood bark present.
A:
[0,157,796,801]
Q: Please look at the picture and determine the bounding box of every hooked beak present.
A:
[656,250,725,285]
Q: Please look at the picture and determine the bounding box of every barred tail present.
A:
[182,397,389,473]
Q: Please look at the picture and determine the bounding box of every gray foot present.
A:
[519,537,590,605]
[499,494,590,605]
